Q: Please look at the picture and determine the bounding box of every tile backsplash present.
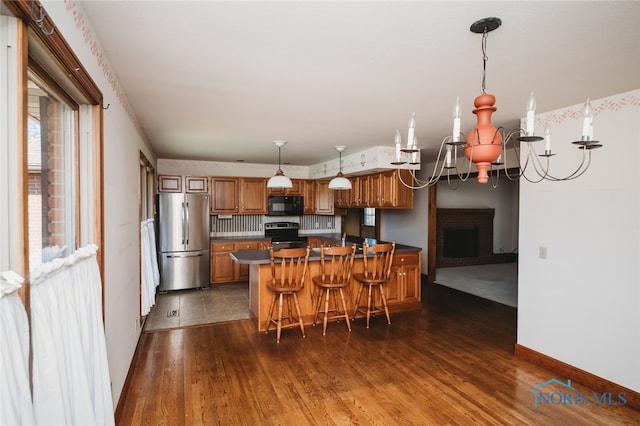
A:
[211,215,337,237]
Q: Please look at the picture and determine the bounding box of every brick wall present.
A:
[436,208,511,267]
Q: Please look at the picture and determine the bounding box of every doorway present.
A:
[344,208,378,239]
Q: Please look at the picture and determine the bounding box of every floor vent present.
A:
[167,309,179,318]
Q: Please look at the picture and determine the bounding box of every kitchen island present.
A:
[230,243,422,332]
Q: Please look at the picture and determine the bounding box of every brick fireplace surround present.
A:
[436,208,514,267]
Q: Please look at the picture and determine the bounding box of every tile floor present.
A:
[143,283,250,332]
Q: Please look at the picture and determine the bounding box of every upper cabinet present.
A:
[267,178,303,196]
[210,177,238,213]
[240,177,267,214]
[158,175,208,193]
[185,176,209,193]
[315,180,334,215]
[302,180,316,214]
[332,170,413,209]
[210,177,267,214]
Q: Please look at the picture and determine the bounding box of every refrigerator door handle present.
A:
[185,201,190,244]
[181,202,187,245]
[166,252,205,258]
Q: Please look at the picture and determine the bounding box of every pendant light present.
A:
[267,140,293,189]
[328,146,352,190]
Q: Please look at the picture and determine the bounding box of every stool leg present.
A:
[276,293,284,343]
[313,287,322,326]
[339,287,351,332]
[379,284,391,325]
[322,288,330,335]
[265,293,277,334]
[292,292,306,338]
[353,282,364,320]
[366,284,373,328]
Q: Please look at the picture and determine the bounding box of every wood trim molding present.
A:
[3,0,102,105]
[427,184,437,284]
[515,344,640,410]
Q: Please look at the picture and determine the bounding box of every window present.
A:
[364,207,376,227]
[27,72,78,268]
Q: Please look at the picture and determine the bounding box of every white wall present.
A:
[518,90,640,392]
[43,1,156,405]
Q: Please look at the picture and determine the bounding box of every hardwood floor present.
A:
[116,282,639,425]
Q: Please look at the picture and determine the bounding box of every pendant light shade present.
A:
[267,140,293,189]
[328,146,352,190]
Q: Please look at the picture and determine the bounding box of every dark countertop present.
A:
[230,243,421,265]
[210,233,343,242]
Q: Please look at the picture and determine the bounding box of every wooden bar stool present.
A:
[265,246,310,343]
[352,241,396,328]
[312,244,357,335]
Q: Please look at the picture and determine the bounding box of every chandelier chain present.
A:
[481,30,489,95]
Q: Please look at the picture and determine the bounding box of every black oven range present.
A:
[264,221,308,250]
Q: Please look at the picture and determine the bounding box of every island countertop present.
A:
[232,243,422,332]
[230,242,421,264]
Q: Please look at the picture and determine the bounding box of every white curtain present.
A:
[0,270,35,425]
[30,244,114,426]
[141,219,160,316]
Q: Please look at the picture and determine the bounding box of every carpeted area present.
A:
[433,262,518,307]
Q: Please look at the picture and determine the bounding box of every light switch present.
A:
[539,246,547,259]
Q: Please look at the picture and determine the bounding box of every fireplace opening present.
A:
[443,227,479,258]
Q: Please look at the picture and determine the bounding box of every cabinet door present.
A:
[239,178,267,214]
[379,170,396,208]
[394,169,414,209]
[158,175,182,193]
[235,241,261,281]
[315,180,334,215]
[210,242,236,283]
[368,173,381,207]
[210,177,239,214]
[185,176,208,193]
[303,180,315,214]
[392,252,421,302]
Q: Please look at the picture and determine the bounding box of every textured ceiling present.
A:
[79,1,640,166]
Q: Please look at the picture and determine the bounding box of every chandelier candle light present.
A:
[392,17,602,189]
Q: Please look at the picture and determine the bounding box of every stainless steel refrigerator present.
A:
[157,193,210,292]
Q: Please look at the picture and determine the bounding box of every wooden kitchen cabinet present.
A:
[157,175,182,193]
[185,176,209,193]
[389,252,421,303]
[239,177,267,214]
[302,180,315,214]
[210,177,238,213]
[210,242,236,283]
[210,177,267,214]
[315,180,334,215]
[267,178,304,196]
[210,239,268,284]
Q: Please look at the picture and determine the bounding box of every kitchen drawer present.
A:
[211,242,234,252]
[234,241,261,251]
[392,252,419,266]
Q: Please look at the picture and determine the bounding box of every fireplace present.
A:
[436,208,507,267]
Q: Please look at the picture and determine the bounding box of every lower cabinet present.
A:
[389,252,421,303]
[210,240,268,284]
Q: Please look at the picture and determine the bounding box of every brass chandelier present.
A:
[392,17,602,189]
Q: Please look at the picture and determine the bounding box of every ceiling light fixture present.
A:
[393,17,602,189]
[267,140,293,189]
[328,146,352,190]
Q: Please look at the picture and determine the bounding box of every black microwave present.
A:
[268,195,304,216]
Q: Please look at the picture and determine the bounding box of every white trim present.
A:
[0,16,20,271]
